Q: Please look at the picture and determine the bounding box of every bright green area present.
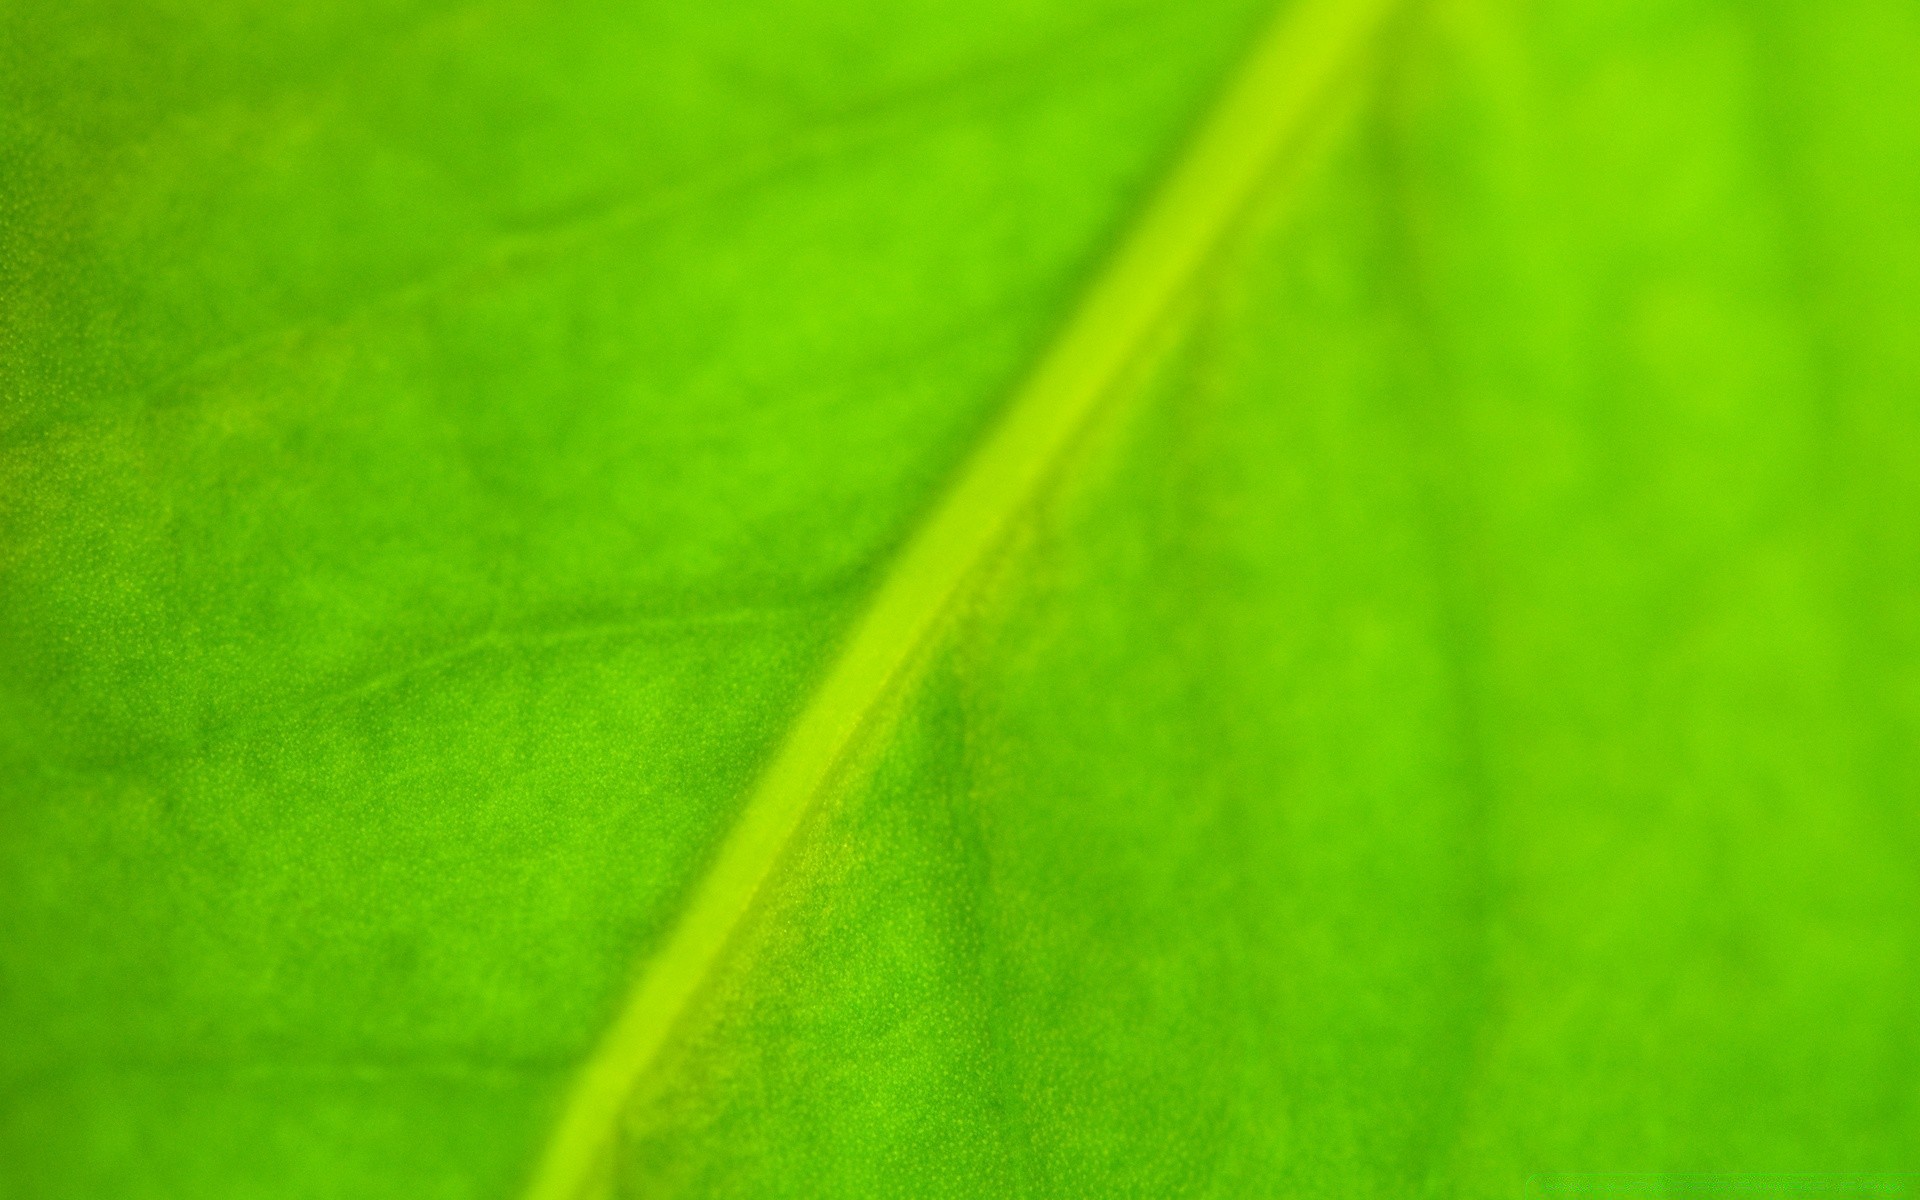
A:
[3,1,1917,1198]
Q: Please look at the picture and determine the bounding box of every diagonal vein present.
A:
[522,1,1397,1195]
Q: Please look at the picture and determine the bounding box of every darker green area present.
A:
[1,0,1270,1193]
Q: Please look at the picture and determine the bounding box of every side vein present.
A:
[522,1,1397,1195]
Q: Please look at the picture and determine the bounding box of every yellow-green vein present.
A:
[521,1,1397,1195]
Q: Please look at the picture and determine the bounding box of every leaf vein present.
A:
[522,1,1398,1194]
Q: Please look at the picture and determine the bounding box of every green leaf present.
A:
[3,1,1916,1198]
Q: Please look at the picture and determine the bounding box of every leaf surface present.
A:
[3,0,1917,1197]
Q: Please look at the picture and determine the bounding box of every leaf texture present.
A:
[3,0,1918,1197]
[524,4,1397,1195]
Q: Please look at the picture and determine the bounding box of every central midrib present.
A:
[521,2,1399,1195]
